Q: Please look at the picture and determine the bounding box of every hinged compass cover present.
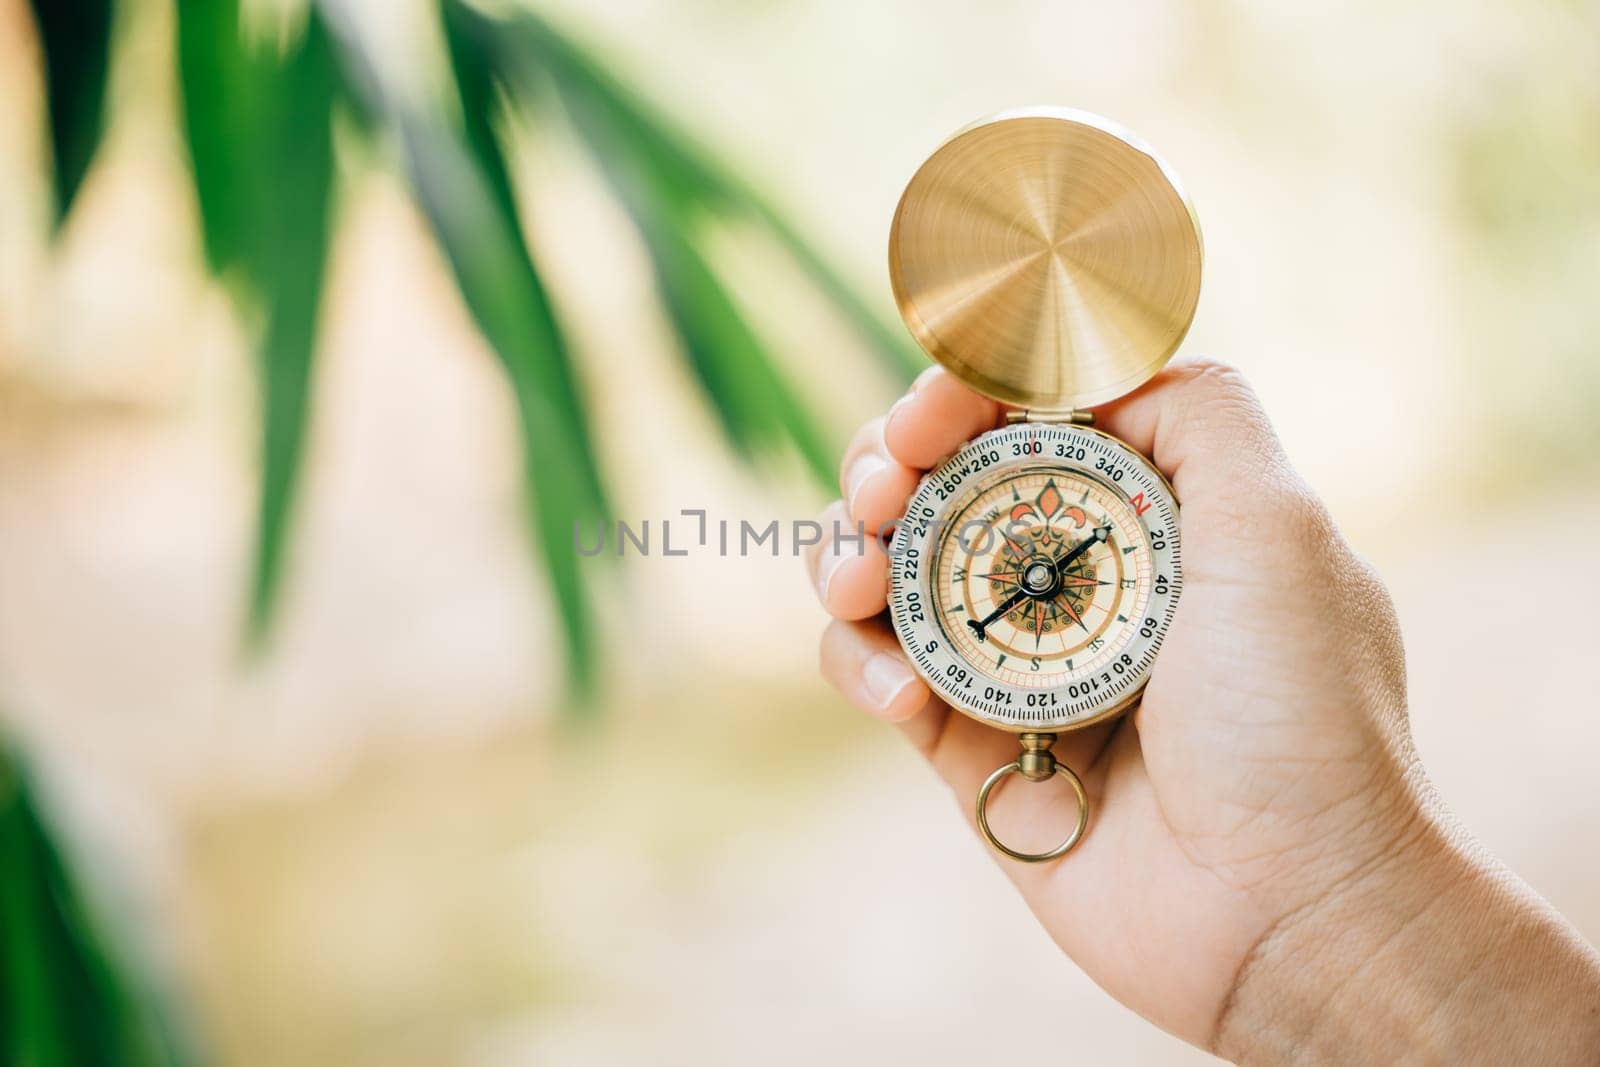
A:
[889,107,1203,410]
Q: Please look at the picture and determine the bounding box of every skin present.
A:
[807,357,1600,1064]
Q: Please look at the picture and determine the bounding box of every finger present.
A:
[818,617,1014,776]
[819,616,1120,814]
[883,365,1004,470]
[805,500,888,621]
[1090,355,1297,505]
[838,416,922,534]
[818,616,931,722]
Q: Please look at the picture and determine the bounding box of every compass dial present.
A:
[888,422,1181,731]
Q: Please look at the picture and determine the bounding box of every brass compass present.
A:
[886,107,1200,862]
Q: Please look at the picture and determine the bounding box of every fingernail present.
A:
[844,452,887,514]
[816,545,848,603]
[911,365,942,394]
[862,652,917,711]
[883,395,912,448]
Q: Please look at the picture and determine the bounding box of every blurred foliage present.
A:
[0,737,188,1066]
[448,3,836,482]
[175,0,340,647]
[13,0,925,1056]
[27,0,112,227]
[25,0,919,696]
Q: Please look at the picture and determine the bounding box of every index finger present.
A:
[883,366,1005,470]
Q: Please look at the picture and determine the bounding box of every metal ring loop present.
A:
[975,759,1089,863]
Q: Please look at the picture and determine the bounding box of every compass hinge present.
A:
[1006,410,1094,426]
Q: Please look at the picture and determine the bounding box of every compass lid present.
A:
[888,107,1203,410]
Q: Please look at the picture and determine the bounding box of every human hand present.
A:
[806,358,1600,1063]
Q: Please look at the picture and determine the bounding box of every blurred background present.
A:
[2,0,1599,1063]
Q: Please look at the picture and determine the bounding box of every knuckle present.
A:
[1173,355,1255,405]
[838,416,886,480]
[817,621,850,677]
[1165,357,1286,481]
[1176,360,1267,434]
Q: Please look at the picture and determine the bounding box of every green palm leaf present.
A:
[401,115,611,694]
[446,1,922,379]
[26,0,112,228]
[630,189,835,483]
[544,62,834,480]
[0,738,187,1065]
[439,32,611,696]
[313,3,612,695]
[166,0,916,677]
[441,9,610,521]
[445,1,865,485]
[176,1,339,644]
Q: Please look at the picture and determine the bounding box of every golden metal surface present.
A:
[889,107,1202,410]
[976,733,1089,863]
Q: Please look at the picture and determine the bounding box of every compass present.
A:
[885,108,1200,862]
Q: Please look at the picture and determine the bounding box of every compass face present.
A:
[888,422,1182,731]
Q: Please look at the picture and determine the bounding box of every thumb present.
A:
[1090,356,1303,512]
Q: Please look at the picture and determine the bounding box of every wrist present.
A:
[1215,796,1600,1065]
